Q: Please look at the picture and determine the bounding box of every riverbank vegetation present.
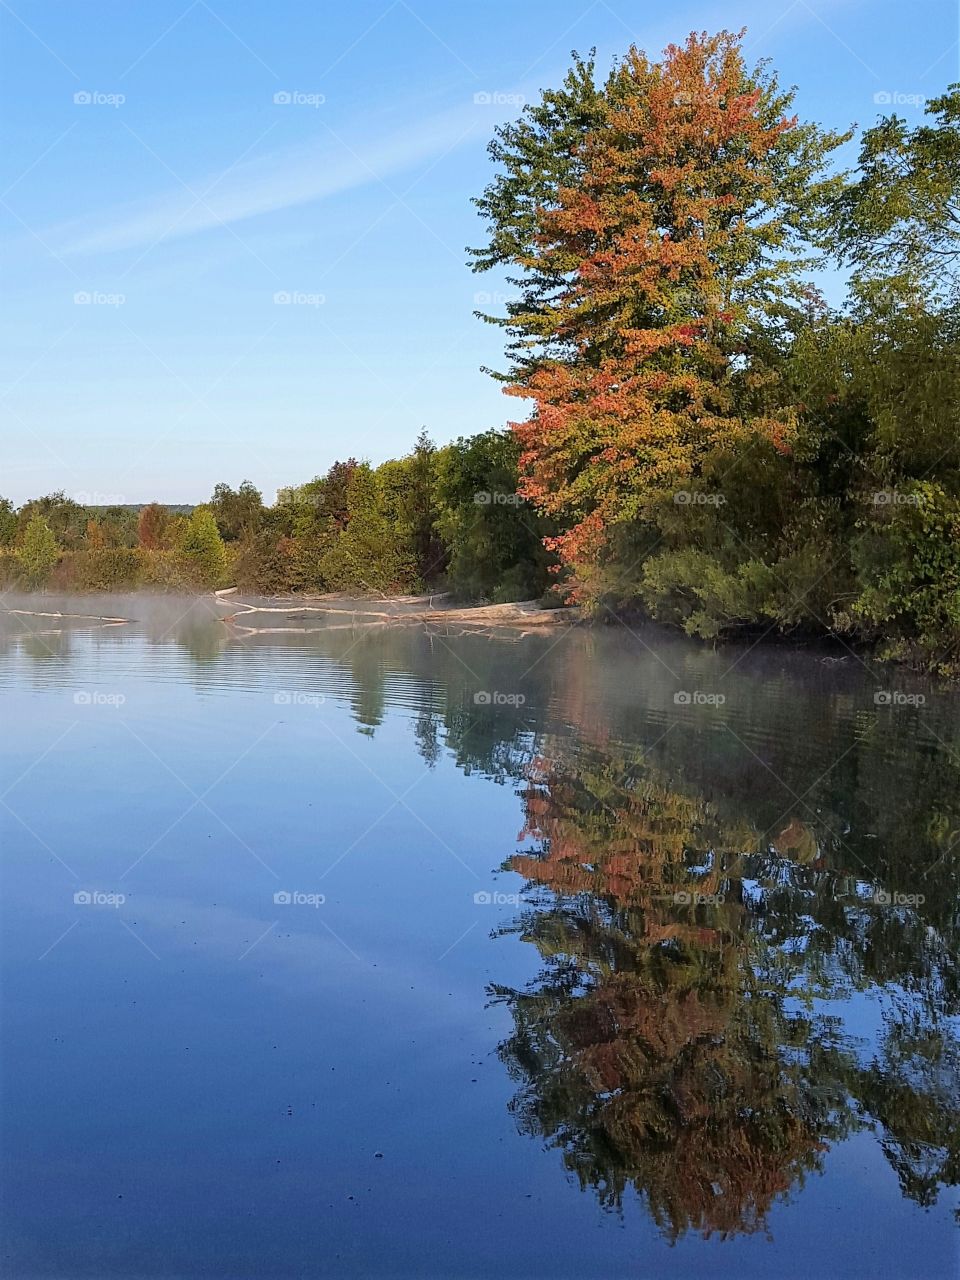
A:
[0,428,554,601]
[4,30,959,671]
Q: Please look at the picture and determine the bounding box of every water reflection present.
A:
[491,736,960,1238]
[1,594,958,1258]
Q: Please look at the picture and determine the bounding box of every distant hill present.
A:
[81,503,196,514]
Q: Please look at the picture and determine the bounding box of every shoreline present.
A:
[0,590,946,676]
[0,591,580,636]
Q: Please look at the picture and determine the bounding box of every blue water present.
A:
[1,595,957,1278]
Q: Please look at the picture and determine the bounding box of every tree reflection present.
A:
[490,741,960,1239]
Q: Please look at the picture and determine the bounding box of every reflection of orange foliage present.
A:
[772,817,819,861]
[579,979,728,1077]
[514,753,730,906]
[493,689,960,1237]
[501,745,830,1239]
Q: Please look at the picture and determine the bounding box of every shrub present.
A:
[0,549,20,586]
[853,482,960,673]
[52,549,146,590]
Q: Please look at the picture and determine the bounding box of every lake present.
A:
[1,594,958,1279]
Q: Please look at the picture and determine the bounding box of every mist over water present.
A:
[1,596,957,1278]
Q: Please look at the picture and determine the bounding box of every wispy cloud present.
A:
[49,101,487,257]
[29,0,853,262]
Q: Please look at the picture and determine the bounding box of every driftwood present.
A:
[229,621,533,642]
[217,595,578,640]
[221,600,328,614]
[229,621,391,636]
[2,608,133,625]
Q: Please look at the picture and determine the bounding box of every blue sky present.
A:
[1,0,957,505]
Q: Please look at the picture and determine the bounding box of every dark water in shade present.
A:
[0,593,958,1279]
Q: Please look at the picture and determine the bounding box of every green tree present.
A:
[0,497,17,546]
[435,429,553,601]
[294,459,359,533]
[832,85,960,294]
[785,291,960,670]
[17,513,59,585]
[96,505,139,547]
[178,506,228,585]
[378,430,446,583]
[17,492,86,549]
[469,49,607,375]
[319,464,417,594]
[209,480,264,542]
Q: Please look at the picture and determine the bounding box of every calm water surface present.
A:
[1,594,958,1279]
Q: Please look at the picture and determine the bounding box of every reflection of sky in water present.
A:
[1,596,958,1278]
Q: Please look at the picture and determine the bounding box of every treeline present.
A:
[0,429,554,600]
[7,29,960,671]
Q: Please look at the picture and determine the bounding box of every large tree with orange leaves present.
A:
[473,31,847,603]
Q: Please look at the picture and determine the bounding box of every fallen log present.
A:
[2,609,133,625]
[218,596,578,631]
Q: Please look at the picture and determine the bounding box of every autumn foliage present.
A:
[478,31,846,600]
